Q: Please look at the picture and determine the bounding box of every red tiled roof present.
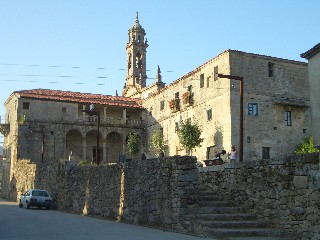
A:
[14,89,143,108]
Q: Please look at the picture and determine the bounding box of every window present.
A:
[175,122,179,132]
[23,102,30,110]
[248,103,258,116]
[214,65,219,80]
[207,109,212,121]
[200,74,204,88]
[206,77,210,88]
[285,111,292,126]
[268,62,274,77]
[262,147,270,159]
[187,85,192,93]
[160,100,164,110]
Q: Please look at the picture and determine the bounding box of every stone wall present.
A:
[199,153,320,240]
[1,156,199,233]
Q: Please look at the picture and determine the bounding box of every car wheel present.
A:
[19,201,23,208]
[26,204,30,209]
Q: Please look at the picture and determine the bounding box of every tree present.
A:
[178,120,203,155]
[127,133,140,155]
[151,129,167,157]
[295,135,319,154]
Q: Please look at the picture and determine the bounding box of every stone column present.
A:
[82,137,86,161]
[122,109,127,124]
[103,137,107,164]
[104,107,107,123]
[82,105,86,122]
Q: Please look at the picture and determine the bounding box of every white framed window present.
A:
[248,103,258,116]
[285,111,292,126]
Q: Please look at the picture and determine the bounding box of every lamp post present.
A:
[217,74,243,162]
[82,104,101,165]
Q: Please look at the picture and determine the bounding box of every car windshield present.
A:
[32,190,49,197]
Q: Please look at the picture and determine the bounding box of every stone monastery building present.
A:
[0,14,311,166]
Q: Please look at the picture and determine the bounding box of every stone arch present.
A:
[106,131,123,164]
[66,129,83,162]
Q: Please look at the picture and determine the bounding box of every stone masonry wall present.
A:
[199,153,320,240]
[2,156,199,233]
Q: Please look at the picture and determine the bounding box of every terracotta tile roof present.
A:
[14,89,143,108]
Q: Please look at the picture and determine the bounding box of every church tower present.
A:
[122,12,148,97]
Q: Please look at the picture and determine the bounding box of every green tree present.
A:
[178,120,203,155]
[295,135,319,154]
[151,129,167,157]
[127,132,140,155]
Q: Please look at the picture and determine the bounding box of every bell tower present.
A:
[123,12,148,97]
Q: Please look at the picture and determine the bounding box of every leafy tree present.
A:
[127,132,140,155]
[178,120,203,155]
[295,135,319,154]
[151,129,167,157]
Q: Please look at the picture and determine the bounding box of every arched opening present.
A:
[106,132,122,164]
[66,130,82,161]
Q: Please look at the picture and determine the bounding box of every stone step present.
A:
[198,220,269,229]
[227,237,294,240]
[198,200,234,207]
[198,193,226,201]
[203,227,289,239]
[198,206,249,214]
[193,213,257,221]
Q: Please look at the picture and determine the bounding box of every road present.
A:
[0,198,214,240]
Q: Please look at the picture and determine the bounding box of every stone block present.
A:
[293,175,309,189]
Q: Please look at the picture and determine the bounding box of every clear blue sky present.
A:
[0,0,319,143]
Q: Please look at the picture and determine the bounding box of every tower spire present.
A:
[123,13,148,97]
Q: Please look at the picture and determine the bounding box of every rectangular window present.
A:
[206,77,210,88]
[207,109,212,121]
[187,85,192,93]
[160,100,164,110]
[23,102,30,110]
[175,122,179,132]
[268,62,274,77]
[262,147,270,159]
[285,111,292,126]
[214,65,219,80]
[248,103,258,116]
[200,74,204,88]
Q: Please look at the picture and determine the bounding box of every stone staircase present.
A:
[185,190,296,240]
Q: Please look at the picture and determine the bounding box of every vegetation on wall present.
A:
[127,132,140,155]
[150,129,167,157]
[295,135,319,154]
[178,120,203,155]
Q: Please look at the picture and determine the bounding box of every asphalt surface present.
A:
[0,197,216,240]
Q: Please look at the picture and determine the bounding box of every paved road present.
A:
[0,198,215,240]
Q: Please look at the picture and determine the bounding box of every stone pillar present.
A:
[122,109,127,124]
[82,137,86,161]
[103,137,107,164]
[82,104,86,121]
[104,107,107,123]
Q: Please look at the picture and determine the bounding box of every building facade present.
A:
[301,43,320,147]
[0,14,311,169]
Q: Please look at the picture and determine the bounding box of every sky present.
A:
[0,0,319,146]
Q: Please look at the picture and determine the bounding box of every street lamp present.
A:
[216,74,243,162]
[82,104,101,165]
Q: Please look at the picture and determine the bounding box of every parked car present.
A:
[19,189,52,209]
